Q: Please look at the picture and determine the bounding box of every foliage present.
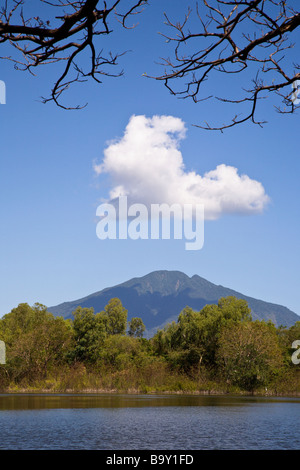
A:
[151,296,252,369]
[71,306,107,363]
[0,296,299,394]
[217,320,284,391]
[102,298,128,336]
[277,321,300,366]
[0,303,73,382]
[128,317,146,337]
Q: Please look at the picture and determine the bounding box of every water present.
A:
[0,393,299,450]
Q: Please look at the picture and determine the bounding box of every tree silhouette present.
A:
[154,0,300,130]
[1,0,299,129]
[0,0,147,109]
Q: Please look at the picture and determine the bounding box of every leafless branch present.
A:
[0,0,148,109]
[153,0,300,130]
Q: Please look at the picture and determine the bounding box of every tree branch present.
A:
[152,0,300,130]
[0,0,148,109]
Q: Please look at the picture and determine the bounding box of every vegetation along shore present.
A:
[0,296,299,396]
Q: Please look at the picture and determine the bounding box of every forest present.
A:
[0,296,299,395]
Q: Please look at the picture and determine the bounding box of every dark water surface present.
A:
[0,393,299,450]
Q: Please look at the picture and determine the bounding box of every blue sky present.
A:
[0,0,299,320]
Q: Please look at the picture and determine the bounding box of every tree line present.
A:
[0,296,299,394]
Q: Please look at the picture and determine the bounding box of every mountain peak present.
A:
[118,270,193,296]
[48,270,299,336]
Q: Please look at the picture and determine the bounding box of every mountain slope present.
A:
[48,270,299,336]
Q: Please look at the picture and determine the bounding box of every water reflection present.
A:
[0,393,299,410]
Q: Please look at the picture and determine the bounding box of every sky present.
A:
[0,0,299,320]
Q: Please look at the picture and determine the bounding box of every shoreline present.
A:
[1,388,300,398]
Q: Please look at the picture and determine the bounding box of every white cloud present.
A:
[94,115,270,220]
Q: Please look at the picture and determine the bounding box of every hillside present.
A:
[48,270,299,336]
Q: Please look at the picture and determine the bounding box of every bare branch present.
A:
[152,0,300,130]
[0,0,148,108]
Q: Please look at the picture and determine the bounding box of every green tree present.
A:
[128,317,146,338]
[151,296,253,371]
[199,297,252,365]
[179,297,251,365]
[99,334,144,370]
[217,296,252,323]
[277,322,300,367]
[71,306,107,363]
[174,307,206,370]
[103,298,128,336]
[217,320,284,392]
[0,303,73,381]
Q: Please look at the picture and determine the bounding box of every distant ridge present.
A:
[48,270,299,336]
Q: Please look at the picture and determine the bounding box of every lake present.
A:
[0,393,299,450]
